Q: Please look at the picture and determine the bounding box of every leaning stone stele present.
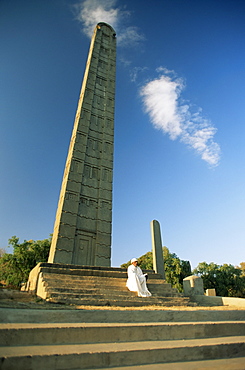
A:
[48,23,116,267]
[150,220,165,279]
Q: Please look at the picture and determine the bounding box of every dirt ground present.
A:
[1,289,245,311]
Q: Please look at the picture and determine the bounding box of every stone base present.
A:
[190,294,245,308]
[26,263,190,307]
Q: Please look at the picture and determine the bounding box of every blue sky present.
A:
[1,0,245,269]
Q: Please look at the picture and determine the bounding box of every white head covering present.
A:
[131,258,138,263]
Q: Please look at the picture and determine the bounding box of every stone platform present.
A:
[26,263,190,307]
[0,308,245,369]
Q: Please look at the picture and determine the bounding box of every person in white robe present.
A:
[126,258,152,297]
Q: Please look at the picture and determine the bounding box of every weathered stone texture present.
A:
[48,23,116,267]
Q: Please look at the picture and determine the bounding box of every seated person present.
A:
[126,258,152,297]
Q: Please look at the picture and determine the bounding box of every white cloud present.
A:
[140,75,183,140]
[130,66,148,83]
[156,66,176,76]
[117,26,145,47]
[74,0,144,47]
[74,3,220,166]
[140,70,221,166]
[74,0,119,37]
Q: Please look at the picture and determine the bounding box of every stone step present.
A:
[40,273,179,297]
[44,284,175,296]
[42,277,172,288]
[47,295,190,307]
[43,282,177,297]
[48,290,142,299]
[41,273,171,287]
[44,281,174,292]
[96,357,245,370]
[1,336,245,370]
[42,278,128,289]
[44,280,175,292]
[47,287,137,296]
[39,264,163,280]
[28,263,184,307]
[1,322,245,346]
[38,268,183,306]
[50,290,175,299]
[42,273,128,283]
[46,265,162,281]
[1,308,244,324]
[45,290,183,300]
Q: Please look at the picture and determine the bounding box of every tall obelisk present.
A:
[48,23,116,267]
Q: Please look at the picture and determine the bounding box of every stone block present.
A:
[81,186,99,198]
[65,180,81,193]
[55,249,73,264]
[73,149,86,161]
[60,212,77,227]
[96,232,111,246]
[96,220,111,233]
[183,275,204,296]
[76,216,96,231]
[96,244,111,259]
[54,237,74,252]
[58,223,76,239]
[206,288,216,296]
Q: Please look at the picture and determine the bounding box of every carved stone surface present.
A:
[48,23,116,267]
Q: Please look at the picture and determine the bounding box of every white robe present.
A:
[126,264,152,297]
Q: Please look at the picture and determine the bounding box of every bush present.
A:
[0,236,51,289]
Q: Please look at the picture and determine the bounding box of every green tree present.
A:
[193,262,245,298]
[121,247,191,292]
[239,262,245,276]
[0,248,6,258]
[0,236,51,288]
[163,247,192,292]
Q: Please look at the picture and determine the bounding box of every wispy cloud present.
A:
[74,2,220,166]
[74,0,144,47]
[130,67,148,83]
[140,68,221,166]
[117,26,145,47]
